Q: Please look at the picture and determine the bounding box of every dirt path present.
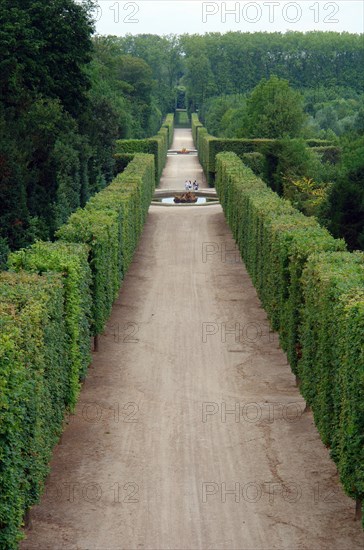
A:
[22,129,363,549]
[159,128,207,190]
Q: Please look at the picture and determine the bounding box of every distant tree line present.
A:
[180,31,363,109]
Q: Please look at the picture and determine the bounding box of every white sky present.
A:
[91,1,364,36]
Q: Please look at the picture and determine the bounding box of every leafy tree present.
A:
[0,0,95,116]
[241,76,306,138]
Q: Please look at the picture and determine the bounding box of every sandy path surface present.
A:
[159,129,207,190]
[21,130,363,550]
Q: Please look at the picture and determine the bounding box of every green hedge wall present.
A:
[310,145,341,164]
[57,153,155,335]
[191,113,203,146]
[215,151,364,522]
[162,113,175,148]
[56,208,119,336]
[114,114,174,182]
[0,152,156,545]
[299,252,364,520]
[0,272,68,548]
[113,153,135,175]
[240,152,265,178]
[192,115,336,186]
[215,152,346,369]
[8,242,92,407]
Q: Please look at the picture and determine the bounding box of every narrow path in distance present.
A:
[159,128,207,190]
[22,129,363,549]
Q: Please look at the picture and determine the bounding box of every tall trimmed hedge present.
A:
[216,152,346,368]
[215,151,364,522]
[0,273,69,548]
[56,153,155,335]
[56,208,119,335]
[192,114,335,186]
[113,153,135,175]
[8,242,92,407]
[162,113,175,148]
[114,114,174,181]
[299,252,364,520]
[1,152,156,545]
[191,113,203,145]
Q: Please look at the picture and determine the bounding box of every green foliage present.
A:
[283,177,331,219]
[183,54,216,111]
[174,110,189,128]
[102,34,182,117]
[162,113,175,148]
[0,237,10,271]
[181,32,363,101]
[192,115,333,187]
[240,153,265,178]
[303,94,364,138]
[215,152,345,369]
[0,153,155,546]
[299,252,364,508]
[310,146,341,164]
[215,151,363,517]
[265,138,314,195]
[242,76,306,138]
[114,114,174,181]
[0,272,68,548]
[8,241,93,406]
[191,113,204,146]
[114,153,135,175]
[56,154,155,335]
[327,135,364,250]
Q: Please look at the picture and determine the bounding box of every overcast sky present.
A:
[92,1,364,36]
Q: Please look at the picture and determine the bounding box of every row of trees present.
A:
[0,5,180,261]
[181,31,364,109]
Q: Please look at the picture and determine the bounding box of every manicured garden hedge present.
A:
[8,242,92,407]
[311,145,341,164]
[192,114,336,186]
[57,153,155,335]
[191,113,203,145]
[114,153,135,175]
[0,153,156,546]
[240,152,265,178]
[56,208,119,336]
[0,272,68,549]
[215,151,363,522]
[114,114,174,181]
[162,113,175,147]
[299,252,364,520]
[216,152,346,368]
